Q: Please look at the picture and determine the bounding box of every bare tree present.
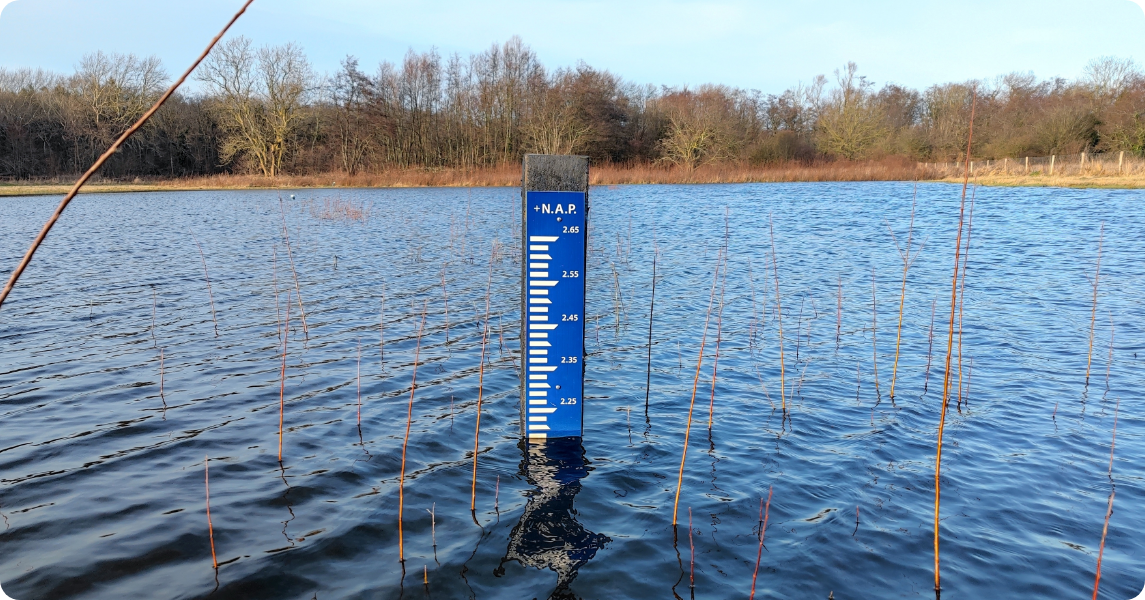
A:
[1084,56,1142,105]
[330,56,374,174]
[817,62,886,160]
[197,36,313,177]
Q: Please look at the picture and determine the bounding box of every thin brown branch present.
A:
[0,0,256,310]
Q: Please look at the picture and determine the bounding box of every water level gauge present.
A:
[521,155,588,440]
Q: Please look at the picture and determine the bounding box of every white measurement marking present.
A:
[529,245,549,251]
[529,399,549,405]
[529,306,549,313]
[528,332,549,338]
[530,366,557,372]
[530,324,557,330]
[529,271,549,278]
[529,289,549,295]
[532,280,558,287]
[529,254,553,260]
[529,236,559,242]
[529,407,557,414]
[529,263,549,270]
[529,298,552,305]
[529,341,552,347]
[529,315,548,322]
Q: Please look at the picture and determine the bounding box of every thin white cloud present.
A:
[1131,0,1145,17]
[0,1,17,18]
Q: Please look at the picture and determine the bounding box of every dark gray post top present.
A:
[522,154,589,192]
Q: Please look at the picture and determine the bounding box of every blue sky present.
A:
[1,0,1144,92]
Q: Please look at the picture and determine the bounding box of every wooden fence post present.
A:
[1119,151,1124,174]
[1050,155,1055,175]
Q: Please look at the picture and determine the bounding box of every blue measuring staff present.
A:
[523,190,586,440]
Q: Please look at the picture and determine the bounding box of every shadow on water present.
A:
[494,438,610,600]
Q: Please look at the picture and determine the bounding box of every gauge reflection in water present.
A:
[496,437,610,599]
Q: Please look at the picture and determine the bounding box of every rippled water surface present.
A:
[1,183,1143,599]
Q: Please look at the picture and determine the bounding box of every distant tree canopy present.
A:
[2,38,1143,179]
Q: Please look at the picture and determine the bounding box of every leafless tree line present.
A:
[2,37,1144,179]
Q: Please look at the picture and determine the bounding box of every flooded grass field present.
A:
[0,182,1142,599]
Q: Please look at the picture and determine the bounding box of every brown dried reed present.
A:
[749,486,773,600]
[278,198,310,339]
[935,91,977,594]
[470,251,493,513]
[205,454,217,570]
[956,193,976,409]
[1086,223,1105,384]
[190,229,219,337]
[398,302,428,562]
[671,250,722,527]
[769,217,787,415]
[886,193,925,400]
[277,291,291,462]
[1092,398,1119,600]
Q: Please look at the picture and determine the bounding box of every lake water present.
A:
[0,183,1142,599]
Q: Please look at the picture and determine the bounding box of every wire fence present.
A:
[922,151,1145,178]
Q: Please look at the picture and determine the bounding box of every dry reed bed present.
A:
[0,160,937,196]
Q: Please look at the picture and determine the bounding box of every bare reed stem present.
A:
[1094,399,1119,600]
[1106,313,1114,390]
[1092,489,1115,600]
[273,246,282,343]
[871,267,880,398]
[384,285,389,368]
[836,276,842,350]
[1086,222,1105,384]
[190,230,219,337]
[707,253,728,429]
[769,216,787,414]
[749,486,773,600]
[924,298,936,392]
[935,91,976,594]
[441,265,450,344]
[356,339,362,426]
[956,193,976,409]
[470,251,494,513]
[278,197,310,339]
[888,193,921,400]
[205,455,217,570]
[0,0,256,310]
[645,248,658,414]
[159,347,166,407]
[151,286,158,345]
[278,291,291,462]
[1108,398,1119,478]
[398,302,428,562]
[671,251,722,526]
[688,507,695,588]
